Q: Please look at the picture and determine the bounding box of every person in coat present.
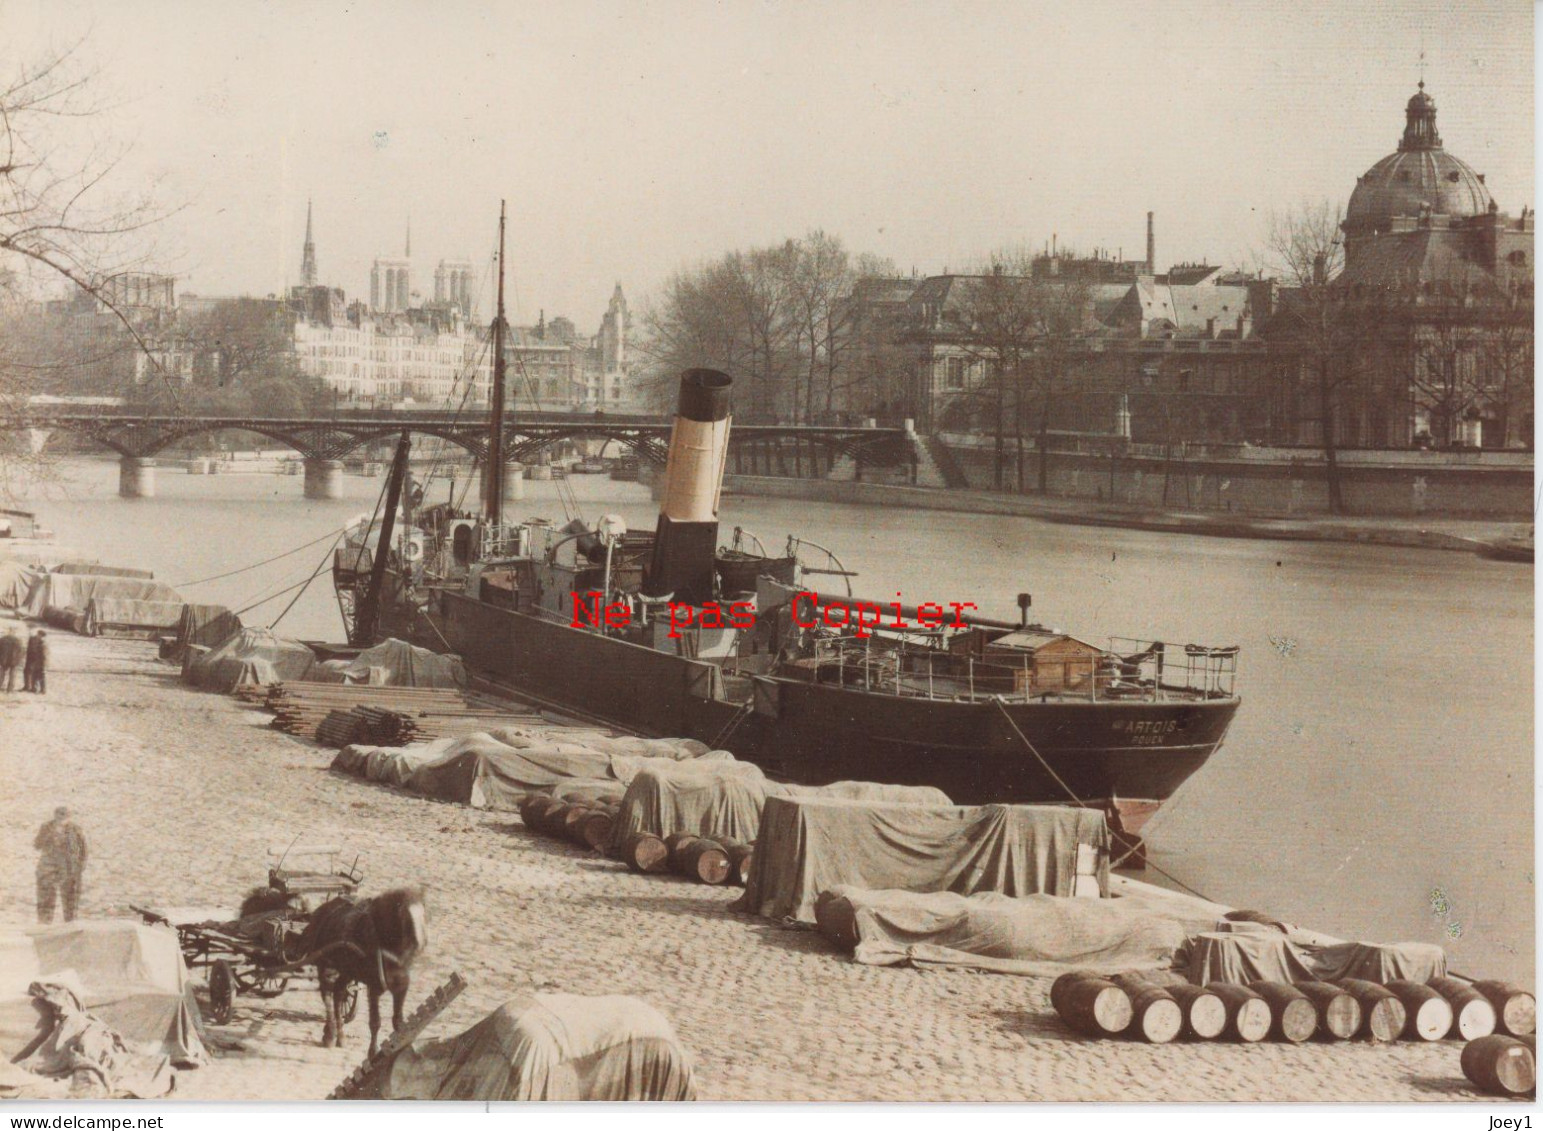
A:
[24,628,47,694]
[35,807,88,923]
[0,627,22,691]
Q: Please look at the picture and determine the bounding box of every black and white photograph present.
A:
[0,0,1534,1112]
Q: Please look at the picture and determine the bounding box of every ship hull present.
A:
[393,590,1237,831]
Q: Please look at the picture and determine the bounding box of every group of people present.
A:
[0,626,47,693]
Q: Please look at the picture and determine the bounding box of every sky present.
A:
[8,0,1535,330]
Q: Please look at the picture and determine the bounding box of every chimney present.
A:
[1146,212,1155,273]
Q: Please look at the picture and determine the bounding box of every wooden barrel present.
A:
[726,843,754,886]
[677,839,732,885]
[1461,1034,1537,1096]
[1336,979,1408,1042]
[1120,969,1194,990]
[1204,983,1271,1043]
[1293,981,1362,1041]
[1429,977,1498,1041]
[1051,973,1133,1038]
[1473,981,1537,1037]
[1386,980,1454,1041]
[621,831,669,874]
[521,795,561,832]
[1249,982,1318,1043]
[1125,985,1183,1044]
[1167,984,1227,1040]
[562,804,598,844]
[580,810,615,852]
[663,833,700,868]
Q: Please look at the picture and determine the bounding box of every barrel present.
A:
[726,843,754,886]
[1249,982,1318,1043]
[562,804,597,844]
[1336,979,1407,1042]
[1472,981,1537,1037]
[1167,984,1227,1040]
[1125,985,1183,1044]
[1204,983,1271,1043]
[520,795,561,832]
[677,839,732,885]
[1293,981,1362,1041]
[1050,973,1133,1038]
[580,809,615,852]
[1461,1034,1537,1096]
[1429,977,1498,1041]
[663,832,699,867]
[621,831,669,874]
[1386,980,1454,1041]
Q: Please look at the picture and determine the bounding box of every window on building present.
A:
[944,356,966,389]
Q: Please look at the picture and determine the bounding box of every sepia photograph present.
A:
[0,0,1534,1113]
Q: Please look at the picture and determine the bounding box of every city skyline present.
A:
[10,1,1533,324]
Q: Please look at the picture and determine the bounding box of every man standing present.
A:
[0,627,21,691]
[34,807,87,923]
[24,628,47,694]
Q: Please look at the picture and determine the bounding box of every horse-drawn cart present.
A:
[133,846,364,1025]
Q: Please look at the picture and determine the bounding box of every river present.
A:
[19,456,1535,983]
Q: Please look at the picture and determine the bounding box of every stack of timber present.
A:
[235,681,540,743]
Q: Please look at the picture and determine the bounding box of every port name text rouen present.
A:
[571,591,978,639]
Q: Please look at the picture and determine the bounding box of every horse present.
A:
[293,887,428,1055]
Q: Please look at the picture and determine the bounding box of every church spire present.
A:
[300,199,318,287]
[405,216,412,258]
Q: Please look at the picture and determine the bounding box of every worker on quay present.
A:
[24,628,47,694]
[34,806,88,923]
[0,627,22,691]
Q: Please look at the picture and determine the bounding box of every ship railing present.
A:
[1106,636,1238,699]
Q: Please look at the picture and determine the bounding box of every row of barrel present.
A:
[1052,971,1535,1049]
[517,795,755,886]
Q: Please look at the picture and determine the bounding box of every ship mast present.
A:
[484,200,508,524]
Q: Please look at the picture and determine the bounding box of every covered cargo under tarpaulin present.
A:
[0,559,40,610]
[159,604,242,662]
[1186,928,1447,985]
[362,993,695,1100]
[0,921,207,1066]
[321,637,467,688]
[736,796,1111,924]
[185,627,318,691]
[607,763,951,852]
[332,728,725,810]
[813,886,1195,975]
[53,562,153,579]
[83,598,186,639]
[22,572,182,621]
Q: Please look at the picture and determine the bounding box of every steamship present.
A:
[333,207,1242,844]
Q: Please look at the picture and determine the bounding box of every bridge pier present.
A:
[479,461,525,505]
[303,458,345,500]
[118,457,157,498]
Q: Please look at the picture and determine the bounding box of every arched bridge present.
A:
[5,408,920,498]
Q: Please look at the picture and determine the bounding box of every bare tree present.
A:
[1261,201,1365,514]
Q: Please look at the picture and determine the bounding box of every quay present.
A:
[0,622,1511,1102]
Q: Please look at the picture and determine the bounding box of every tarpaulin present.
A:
[607,765,952,852]
[1185,929,1447,985]
[185,627,318,691]
[22,573,181,620]
[814,885,1192,976]
[52,563,154,579]
[736,796,1111,923]
[332,728,727,811]
[320,638,467,689]
[83,599,186,638]
[0,921,207,1068]
[161,605,242,663]
[0,559,40,610]
[368,994,695,1100]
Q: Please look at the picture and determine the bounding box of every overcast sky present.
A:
[11,0,1535,329]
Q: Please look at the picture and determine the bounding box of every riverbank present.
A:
[720,475,1535,558]
[0,624,1508,1102]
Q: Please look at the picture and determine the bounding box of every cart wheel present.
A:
[343,987,359,1023]
[209,960,236,1025]
[251,973,290,998]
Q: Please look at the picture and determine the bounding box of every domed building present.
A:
[1339,83,1531,292]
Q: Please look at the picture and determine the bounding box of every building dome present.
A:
[1344,83,1493,238]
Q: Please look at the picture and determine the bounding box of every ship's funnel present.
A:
[645,368,732,603]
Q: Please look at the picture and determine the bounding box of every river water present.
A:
[20,456,1535,983]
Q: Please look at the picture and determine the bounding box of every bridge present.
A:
[5,408,920,498]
